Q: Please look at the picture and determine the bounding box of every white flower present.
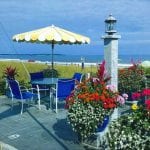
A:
[128,136,132,141]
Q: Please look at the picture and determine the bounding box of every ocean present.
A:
[0,54,149,64]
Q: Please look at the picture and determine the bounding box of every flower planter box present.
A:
[82,108,119,149]
[126,100,138,105]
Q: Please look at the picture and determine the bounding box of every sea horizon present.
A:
[0,54,149,64]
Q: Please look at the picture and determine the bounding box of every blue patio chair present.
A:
[30,72,45,90]
[50,79,75,113]
[30,72,49,107]
[59,73,83,83]
[30,71,44,81]
[7,79,38,114]
[72,72,83,83]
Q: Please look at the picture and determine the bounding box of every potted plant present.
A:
[3,66,18,80]
[43,66,59,78]
[66,61,125,141]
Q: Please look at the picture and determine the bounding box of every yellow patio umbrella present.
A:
[12,25,90,69]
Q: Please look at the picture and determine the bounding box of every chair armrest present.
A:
[50,87,56,92]
[21,87,36,92]
[32,84,49,91]
[38,88,49,91]
[20,86,28,92]
[58,78,72,81]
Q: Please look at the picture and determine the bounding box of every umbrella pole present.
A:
[51,42,54,70]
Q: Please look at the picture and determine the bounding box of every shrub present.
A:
[43,67,60,78]
[118,62,145,95]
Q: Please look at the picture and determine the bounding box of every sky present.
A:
[0,0,150,55]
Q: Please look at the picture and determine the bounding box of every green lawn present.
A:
[0,60,149,95]
[0,61,97,95]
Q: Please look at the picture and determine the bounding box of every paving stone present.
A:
[0,96,85,150]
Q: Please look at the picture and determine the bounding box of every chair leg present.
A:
[36,85,41,110]
[44,85,47,96]
[49,92,52,109]
[55,97,58,113]
[21,101,24,115]
[11,97,14,111]
[37,91,41,110]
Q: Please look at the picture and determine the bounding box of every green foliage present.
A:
[0,61,96,95]
[118,63,146,94]
[68,100,111,140]
[143,67,150,88]
[108,106,150,149]
[43,67,60,78]
[0,79,6,95]
[143,66,150,75]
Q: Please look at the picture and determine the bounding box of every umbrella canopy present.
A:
[12,25,90,69]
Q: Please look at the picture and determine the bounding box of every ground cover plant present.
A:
[107,101,150,149]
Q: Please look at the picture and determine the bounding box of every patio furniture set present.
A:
[6,72,84,114]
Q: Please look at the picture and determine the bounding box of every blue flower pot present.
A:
[96,115,109,132]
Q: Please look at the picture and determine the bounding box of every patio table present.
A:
[31,78,58,85]
[31,78,58,109]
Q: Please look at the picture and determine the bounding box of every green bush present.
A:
[0,79,6,95]
[118,63,146,94]
[43,68,60,78]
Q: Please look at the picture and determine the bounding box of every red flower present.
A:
[102,98,116,109]
[142,88,150,96]
[4,66,18,79]
[65,93,75,109]
[145,99,150,110]
[132,92,141,100]
[97,60,111,83]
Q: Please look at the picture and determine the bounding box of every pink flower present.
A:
[122,93,128,100]
[117,95,125,105]
[106,84,116,92]
[132,92,141,100]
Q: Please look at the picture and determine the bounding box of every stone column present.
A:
[102,34,121,90]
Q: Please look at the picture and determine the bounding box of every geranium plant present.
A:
[131,88,150,102]
[66,61,123,141]
[132,91,141,101]
[118,61,145,98]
